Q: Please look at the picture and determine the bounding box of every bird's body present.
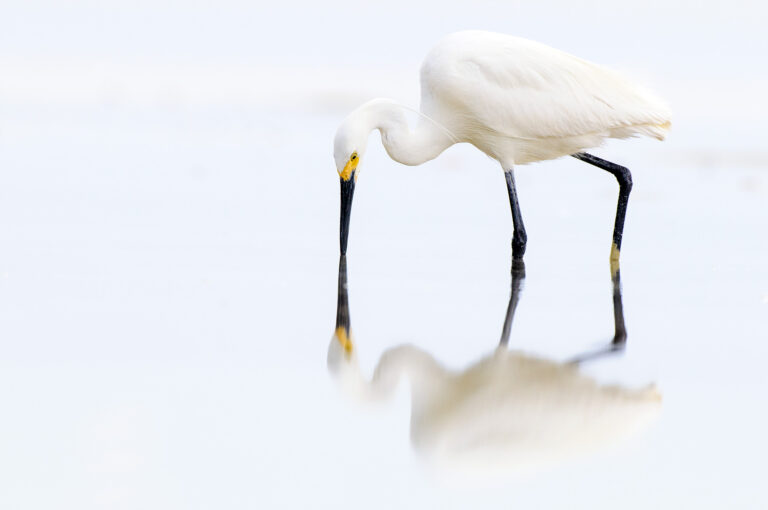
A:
[419,31,670,166]
[334,31,671,260]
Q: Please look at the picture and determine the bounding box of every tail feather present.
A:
[610,120,671,141]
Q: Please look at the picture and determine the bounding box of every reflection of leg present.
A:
[505,169,528,261]
[572,152,632,262]
[611,267,627,347]
[499,259,526,347]
[568,263,628,364]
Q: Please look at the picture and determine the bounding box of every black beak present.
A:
[339,172,356,254]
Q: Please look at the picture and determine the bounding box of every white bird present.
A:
[334,31,671,261]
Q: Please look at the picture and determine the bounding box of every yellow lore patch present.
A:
[339,153,359,181]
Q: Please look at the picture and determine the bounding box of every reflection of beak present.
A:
[335,254,353,354]
[335,326,354,354]
[339,171,356,254]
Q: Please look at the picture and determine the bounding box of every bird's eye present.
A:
[351,153,357,161]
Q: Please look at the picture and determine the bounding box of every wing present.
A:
[421,32,671,141]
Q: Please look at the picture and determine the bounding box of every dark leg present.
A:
[572,152,633,262]
[499,259,526,347]
[504,169,527,260]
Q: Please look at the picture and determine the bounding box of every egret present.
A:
[334,31,671,261]
[328,256,660,478]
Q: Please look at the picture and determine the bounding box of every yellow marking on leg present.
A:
[335,326,354,355]
[610,243,620,276]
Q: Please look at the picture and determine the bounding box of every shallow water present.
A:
[0,105,765,509]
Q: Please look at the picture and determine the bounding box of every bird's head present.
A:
[334,113,371,255]
[333,130,364,181]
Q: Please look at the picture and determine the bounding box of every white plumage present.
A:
[419,31,671,165]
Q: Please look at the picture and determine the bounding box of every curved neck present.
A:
[356,99,456,166]
[337,345,447,403]
[373,345,445,395]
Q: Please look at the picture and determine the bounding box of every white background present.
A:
[1,1,767,508]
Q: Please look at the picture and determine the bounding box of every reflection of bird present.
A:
[334,31,671,261]
[328,256,661,478]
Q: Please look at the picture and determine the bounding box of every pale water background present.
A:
[1,1,767,508]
